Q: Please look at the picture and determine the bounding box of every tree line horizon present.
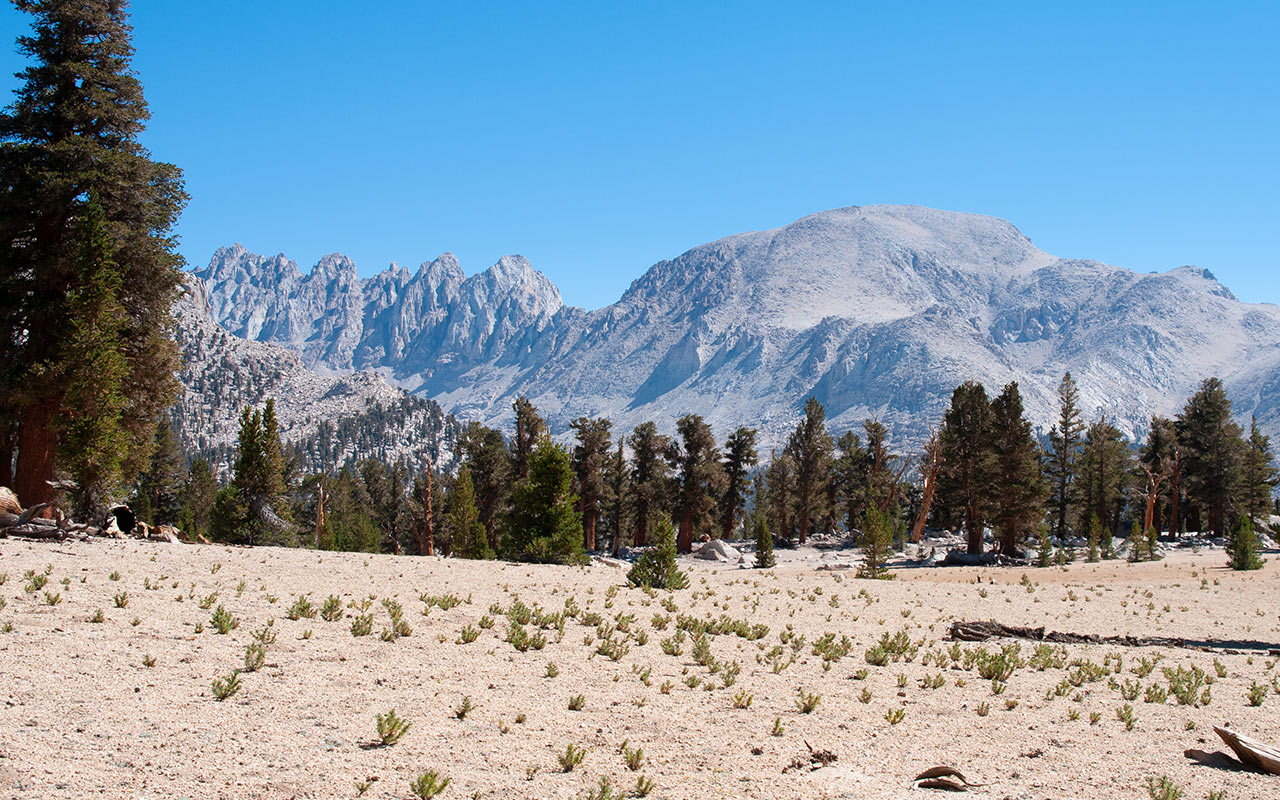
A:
[141,372,1276,574]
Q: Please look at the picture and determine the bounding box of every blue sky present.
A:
[2,1,1277,309]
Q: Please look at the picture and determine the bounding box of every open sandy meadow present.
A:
[1,540,1278,800]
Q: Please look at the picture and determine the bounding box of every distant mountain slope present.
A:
[187,205,1280,449]
[171,277,461,473]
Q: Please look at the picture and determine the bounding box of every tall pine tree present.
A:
[785,397,833,545]
[1077,419,1129,552]
[459,422,511,553]
[1176,377,1244,537]
[511,396,544,480]
[988,382,1044,555]
[448,466,492,559]
[570,416,612,552]
[1,0,187,507]
[937,381,995,554]
[505,440,583,564]
[673,414,724,552]
[628,422,673,548]
[1240,416,1278,526]
[1045,372,1085,539]
[718,427,758,541]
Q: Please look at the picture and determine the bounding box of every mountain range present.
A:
[178,204,1280,457]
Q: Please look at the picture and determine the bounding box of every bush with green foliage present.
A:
[628,519,688,590]
[751,509,774,568]
[1226,516,1265,571]
[857,507,893,579]
[503,441,585,564]
[375,709,411,746]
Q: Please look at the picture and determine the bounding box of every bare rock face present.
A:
[186,205,1280,448]
[170,276,461,472]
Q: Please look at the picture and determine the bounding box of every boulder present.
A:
[0,486,19,515]
[695,539,742,563]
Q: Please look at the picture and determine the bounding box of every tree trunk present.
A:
[15,397,58,509]
[909,454,939,544]
[0,442,12,489]
[966,501,983,555]
[634,499,648,548]
[798,505,809,545]
[419,465,434,556]
[314,483,327,548]
[583,510,597,552]
[677,511,693,553]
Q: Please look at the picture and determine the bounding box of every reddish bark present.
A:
[419,464,435,556]
[677,513,693,553]
[15,398,58,509]
[0,444,12,489]
[910,433,941,544]
[583,511,596,552]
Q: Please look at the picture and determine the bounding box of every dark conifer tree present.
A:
[673,414,724,552]
[459,422,511,552]
[511,396,544,480]
[570,416,612,551]
[831,430,869,536]
[1240,416,1277,526]
[1045,372,1085,539]
[505,440,583,564]
[785,397,833,544]
[136,415,185,525]
[1176,377,1244,537]
[1,0,187,507]
[718,427,758,541]
[988,382,1045,555]
[447,466,491,559]
[751,505,774,568]
[319,468,380,553]
[862,420,900,512]
[1077,418,1129,552]
[604,440,628,554]
[179,457,217,540]
[764,449,795,544]
[628,422,673,548]
[937,381,995,554]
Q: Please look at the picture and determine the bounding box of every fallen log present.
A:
[947,620,1280,656]
[2,522,67,540]
[0,511,57,528]
[1214,726,1280,775]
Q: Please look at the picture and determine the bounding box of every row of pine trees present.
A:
[135,374,1277,571]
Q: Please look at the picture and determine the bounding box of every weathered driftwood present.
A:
[1,522,67,540]
[1214,726,1280,775]
[947,620,1280,656]
[911,765,985,791]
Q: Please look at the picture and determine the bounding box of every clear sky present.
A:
[2,1,1277,309]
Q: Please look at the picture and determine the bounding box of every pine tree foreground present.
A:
[1,0,187,508]
[627,519,688,590]
[751,509,775,569]
[1226,516,1266,571]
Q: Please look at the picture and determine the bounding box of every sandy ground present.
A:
[1,538,1278,800]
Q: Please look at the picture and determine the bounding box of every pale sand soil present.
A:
[1,540,1278,800]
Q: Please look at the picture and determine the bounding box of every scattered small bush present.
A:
[375,708,411,746]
